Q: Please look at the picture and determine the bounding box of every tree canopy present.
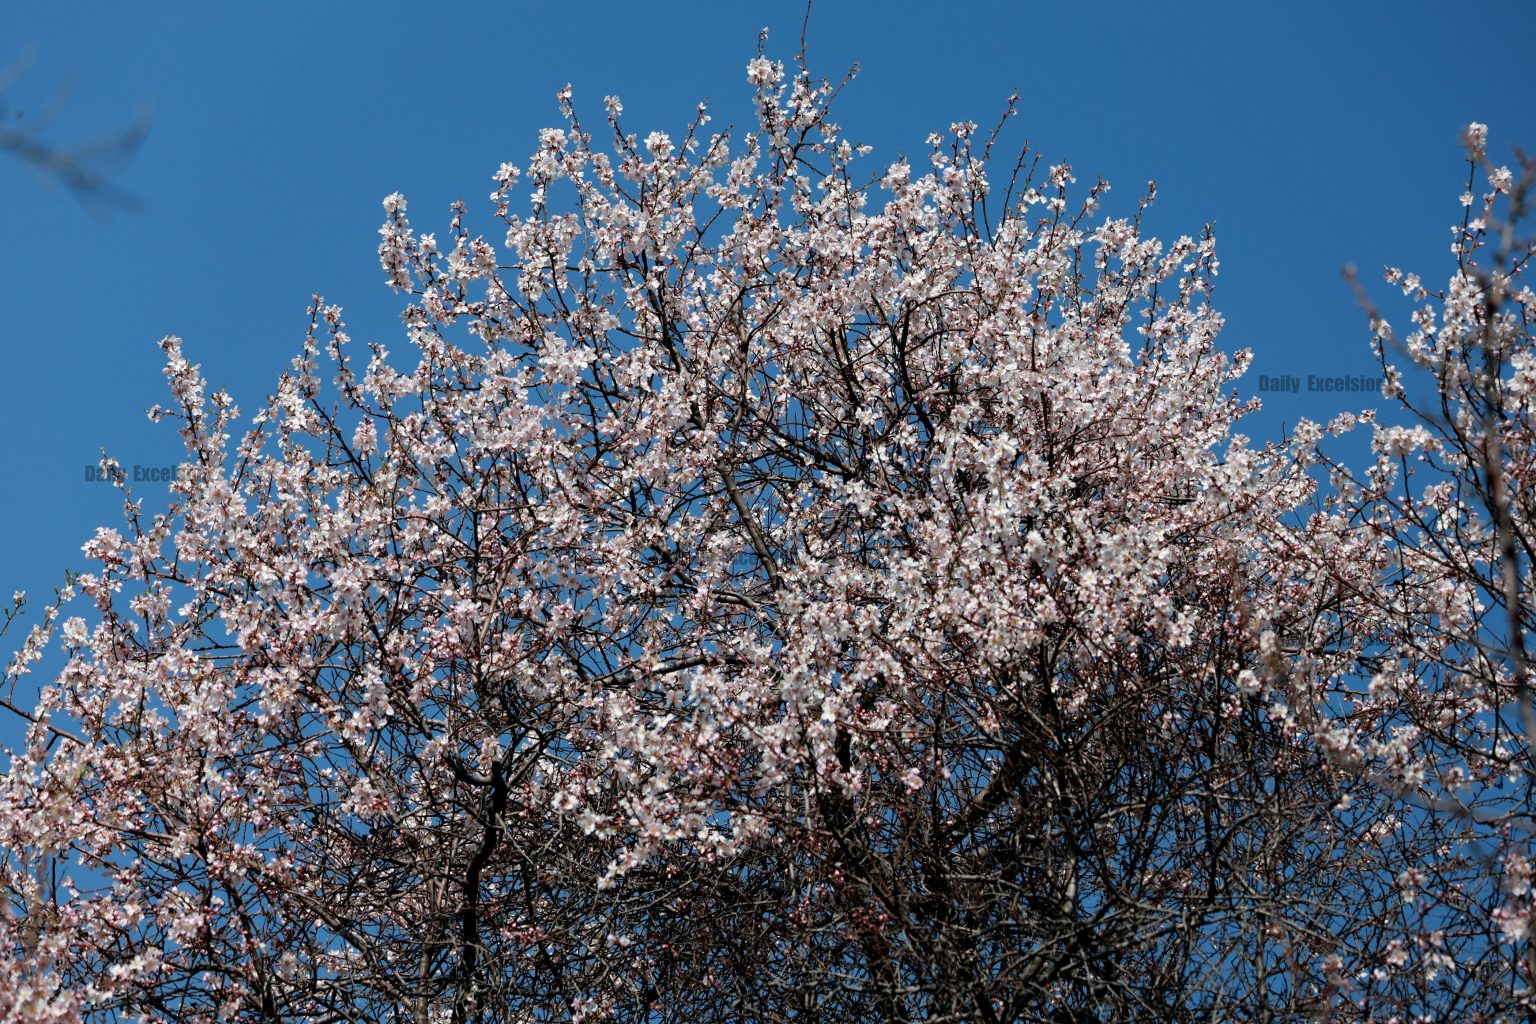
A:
[2,44,1533,1024]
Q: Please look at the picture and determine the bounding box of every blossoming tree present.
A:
[2,42,1531,1023]
[1252,124,1536,1016]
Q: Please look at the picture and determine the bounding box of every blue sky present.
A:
[2,0,1534,631]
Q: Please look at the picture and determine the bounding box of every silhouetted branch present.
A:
[0,51,149,214]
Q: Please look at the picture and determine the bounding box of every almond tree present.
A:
[0,43,1511,1023]
[1255,127,1536,1018]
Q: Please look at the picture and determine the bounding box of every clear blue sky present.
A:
[2,0,1534,628]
